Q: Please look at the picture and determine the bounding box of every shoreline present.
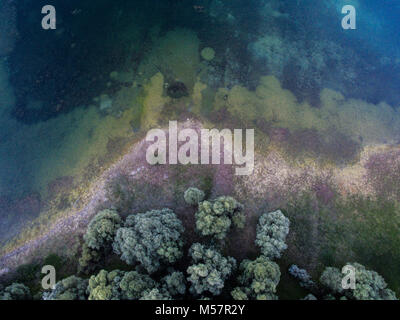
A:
[1,120,399,278]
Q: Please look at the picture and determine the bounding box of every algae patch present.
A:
[214,75,400,146]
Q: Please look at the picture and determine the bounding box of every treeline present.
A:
[0,188,397,300]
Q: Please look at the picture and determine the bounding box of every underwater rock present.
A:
[99,94,113,111]
[201,47,215,61]
[167,81,189,99]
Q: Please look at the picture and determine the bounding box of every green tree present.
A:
[88,269,124,300]
[15,263,40,284]
[161,271,186,296]
[255,210,289,260]
[140,288,172,300]
[119,270,157,300]
[88,269,156,300]
[288,264,314,289]
[195,196,245,239]
[84,209,122,250]
[231,255,280,300]
[187,243,236,296]
[78,243,102,274]
[43,276,88,300]
[0,283,31,300]
[319,266,344,295]
[320,263,397,300]
[230,287,248,300]
[113,209,184,273]
[184,187,205,206]
[43,254,64,271]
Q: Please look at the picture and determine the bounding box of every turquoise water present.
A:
[0,0,399,242]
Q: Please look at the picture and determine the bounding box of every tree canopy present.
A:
[43,276,88,300]
[187,243,236,296]
[84,209,122,251]
[0,283,31,300]
[319,266,345,295]
[140,288,172,300]
[78,243,102,274]
[88,269,156,300]
[231,255,281,300]
[184,187,205,206]
[288,264,314,289]
[195,196,246,239]
[113,208,184,273]
[255,210,290,260]
[3,185,399,301]
[320,263,397,300]
[161,271,186,297]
